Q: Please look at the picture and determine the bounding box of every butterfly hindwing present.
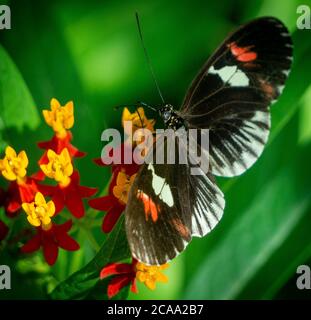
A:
[125,136,225,264]
[125,161,192,265]
[188,168,225,237]
[181,17,293,177]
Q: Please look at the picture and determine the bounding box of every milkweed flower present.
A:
[100,259,138,299]
[36,98,85,180]
[21,192,79,265]
[89,164,138,232]
[0,146,28,182]
[135,262,169,290]
[100,258,169,299]
[89,107,155,233]
[39,148,97,218]
[40,149,73,187]
[22,192,55,229]
[0,146,38,216]
[43,98,74,138]
[122,107,155,140]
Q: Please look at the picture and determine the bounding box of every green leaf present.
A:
[269,29,311,144]
[0,44,39,132]
[50,217,130,300]
[184,142,311,299]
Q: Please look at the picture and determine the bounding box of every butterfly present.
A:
[125,17,293,265]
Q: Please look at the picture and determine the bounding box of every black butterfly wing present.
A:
[181,17,293,177]
[125,138,225,265]
[125,162,191,265]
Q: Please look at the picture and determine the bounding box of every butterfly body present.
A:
[159,104,185,130]
[125,17,293,265]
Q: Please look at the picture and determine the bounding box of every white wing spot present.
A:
[148,164,174,207]
[209,65,249,87]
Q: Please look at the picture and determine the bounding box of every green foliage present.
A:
[0,0,311,300]
[50,218,130,300]
[0,44,39,153]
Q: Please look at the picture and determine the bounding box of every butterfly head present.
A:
[159,104,173,122]
[159,104,184,130]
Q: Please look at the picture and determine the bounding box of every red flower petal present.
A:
[100,262,135,279]
[0,188,5,206]
[36,183,56,195]
[0,220,9,241]
[6,200,21,215]
[93,158,105,167]
[38,132,85,159]
[88,195,117,211]
[66,143,86,158]
[70,170,80,183]
[131,279,138,294]
[42,232,59,266]
[55,220,73,233]
[31,170,46,181]
[55,232,80,251]
[107,274,134,299]
[19,178,38,203]
[37,141,52,149]
[102,206,124,233]
[65,191,85,218]
[78,185,98,198]
[52,192,65,214]
[4,182,21,216]
[21,233,41,253]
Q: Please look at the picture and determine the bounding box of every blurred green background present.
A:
[0,0,311,299]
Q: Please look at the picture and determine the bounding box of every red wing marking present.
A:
[171,218,190,239]
[258,78,276,100]
[137,190,160,222]
[228,42,257,62]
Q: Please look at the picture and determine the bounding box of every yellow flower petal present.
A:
[50,98,60,111]
[22,203,32,216]
[156,273,168,283]
[64,163,73,177]
[65,101,74,113]
[35,192,46,206]
[41,215,51,226]
[145,279,156,290]
[47,149,57,161]
[5,146,17,158]
[22,193,56,228]
[42,110,52,125]
[112,185,123,199]
[43,99,75,136]
[116,171,127,187]
[160,263,169,270]
[2,170,17,181]
[54,170,64,183]
[135,262,169,291]
[122,107,131,124]
[61,148,70,163]
[27,215,41,227]
[47,201,55,217]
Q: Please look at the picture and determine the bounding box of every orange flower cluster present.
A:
[0,98,97,265]
[0,101,169,298]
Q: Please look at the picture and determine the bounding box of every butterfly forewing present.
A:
[181,17,293,177]
[125,137,225,265]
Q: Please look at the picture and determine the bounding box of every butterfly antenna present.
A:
[135,12,165,105]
